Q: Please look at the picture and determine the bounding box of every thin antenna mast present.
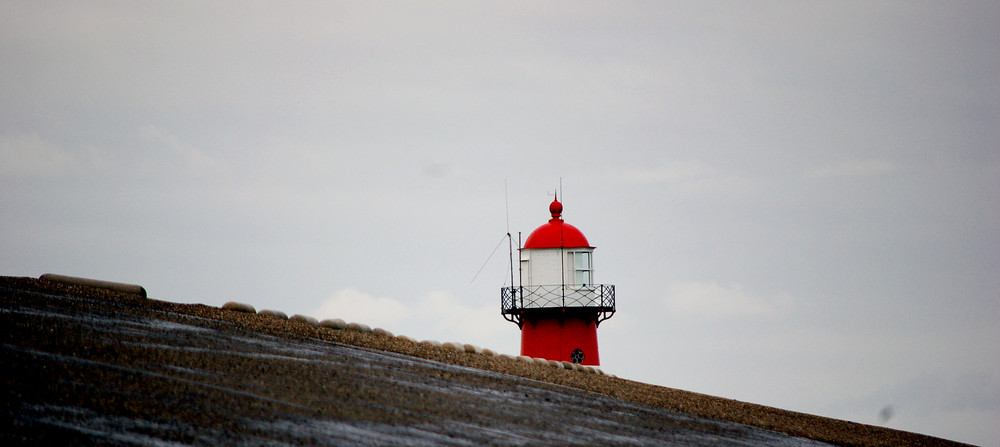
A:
[558,180,566,305]
[474,181,517,286]
[471,235,506,283]
[559,177,563,208]
[506,180,515,291]
[505,179,511,235]
[517,231,522,308]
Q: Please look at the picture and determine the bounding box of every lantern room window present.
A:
[572,251,592,287]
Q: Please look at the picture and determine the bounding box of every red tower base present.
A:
[520,311,600,366]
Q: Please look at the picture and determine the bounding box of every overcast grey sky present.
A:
[2,2,998,445]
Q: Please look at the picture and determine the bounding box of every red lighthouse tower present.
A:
[501,195,615,366]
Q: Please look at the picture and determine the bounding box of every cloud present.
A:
[136,125,224,178]
[0,127,224,183]
[313,288,411,329]
[660,282,792,318]
[620,161,744,194]
[807,159,898,179]
[313,288,516,354]
[0,133,93,178]
[421,162,451,179]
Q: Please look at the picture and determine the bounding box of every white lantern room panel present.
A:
[523,249,562,287]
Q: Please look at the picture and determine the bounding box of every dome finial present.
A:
[549,192,563,220]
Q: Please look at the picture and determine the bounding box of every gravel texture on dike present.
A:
[0,276,968,446]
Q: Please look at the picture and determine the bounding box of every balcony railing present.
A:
[501,284,615,327]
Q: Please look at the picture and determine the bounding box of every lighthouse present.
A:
[501,195,616,366]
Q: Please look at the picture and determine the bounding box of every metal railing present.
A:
[501,284,615,327]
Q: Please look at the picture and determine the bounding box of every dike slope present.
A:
[0,276,968,446]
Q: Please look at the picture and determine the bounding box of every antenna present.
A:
[506,179,515,291]
[518,231,522,306]
[471,235,507,283]
[505,179,511,235]
[472,181,518,287]
[559,178,565,304]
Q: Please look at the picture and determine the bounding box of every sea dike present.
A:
[0,276,968,446]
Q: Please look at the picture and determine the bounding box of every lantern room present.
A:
[501,195,615,366]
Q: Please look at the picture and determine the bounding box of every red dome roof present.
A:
[523,197,592,249]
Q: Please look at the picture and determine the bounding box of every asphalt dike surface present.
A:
[1,277,967,446]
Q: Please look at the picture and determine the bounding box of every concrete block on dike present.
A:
[222,301,256,313]
[258,309,288,319]
[39,273,147,298]
[320,318,348,329]
[463,344,482,354]
[347,322,372,333]
[290,314,319,326]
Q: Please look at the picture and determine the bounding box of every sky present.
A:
[1,2,998,445]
